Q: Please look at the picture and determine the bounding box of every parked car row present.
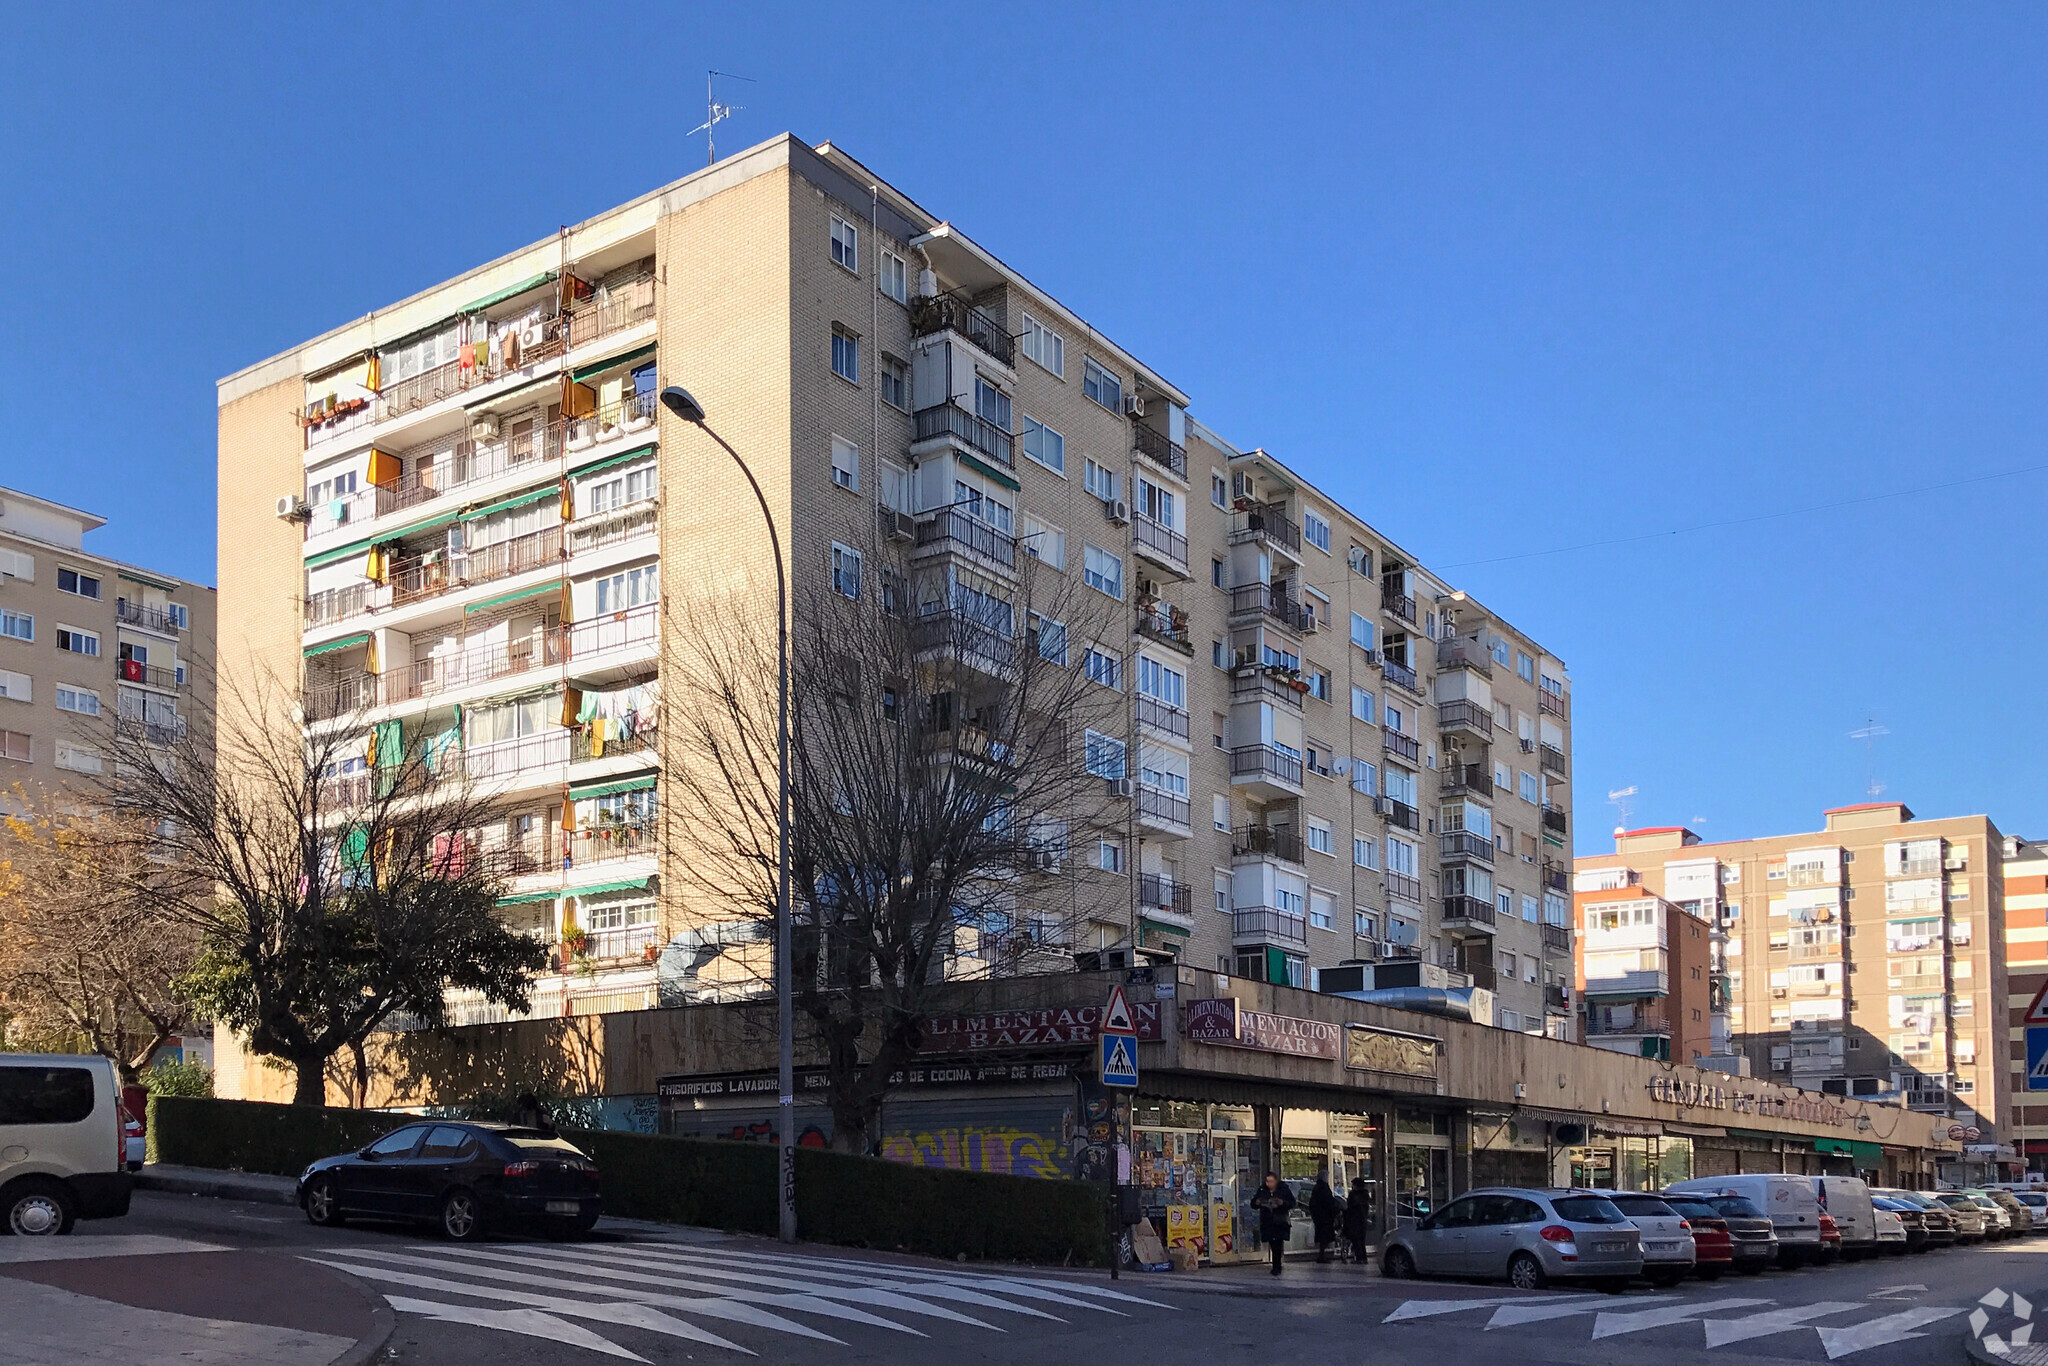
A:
[1382,1172,2029,1290]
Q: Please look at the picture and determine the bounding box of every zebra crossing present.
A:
[1379,1288,1965,1359]
[306,1239,1172,1361]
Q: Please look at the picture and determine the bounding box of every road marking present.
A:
[1700,1301,1863,1347]
[1385,1293,1597,1323]
[597,1243,1112,1313]
[0,1234,229,1264]
[698,1245,1171,1307]
[1590,1296,1772,1340]
[590,1244,1067,1320]
[1485,1295,1662,1328]
[1867,1284,1926,1299]
[385,1296,650,1361]
[1814,1307,1965,1360]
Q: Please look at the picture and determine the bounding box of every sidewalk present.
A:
[1116,1253,1404,1298]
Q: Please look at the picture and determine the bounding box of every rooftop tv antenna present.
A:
[691,70,754,167]
[1608,785,1638,833]
[1850,719,1890,797]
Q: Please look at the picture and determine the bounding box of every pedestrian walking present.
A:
[1252,1172,1296,1276]
[1341,1184,1370,1264]
[1309,1172,1341,1263]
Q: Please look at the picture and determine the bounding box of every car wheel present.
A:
[1507,1252,1547,1291]
[438,1188,483,1242]
[4,1179,75,1237]
[1383,1246,1416,1279]
[302,1176,346,1228]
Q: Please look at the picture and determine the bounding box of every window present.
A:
[1084,730,1126,779]
[831,543,862,600]
[1351,760,1377,796]
[1306,668,1331,701]
[1083,646,1122,689]
[1355,909,1379,938]
[56,685,99,716]
[0,730,28,762]
[1020,415,1065,473]
[1307,820,1335,856]
[1522,894,1539,922]
[1384,702,1403,734]
[1211,472,1228,508]
[1212,640,1228,671]
[1309,894,1334,931]
[0,549,34,582]
[1135,477,1175,528]
[1303,511,1330,553]
[57,568,102,599]
[830,215,859,272]
[1030,612,1067,663]
[1084,459,1120,502]
[0,1066,95,1125]
[0,670,25,706]
[879,249,907,302]
[1387,836,1418,877]
[1,611,32,643]
[1520,771,1541,803]
[830,435,860,491]
[831,327,859,383]
[1517,651,1535,682]
[54,742,101,775]
[56,626,98,657]
[1498,890,1514,922]
[1348,546,1372,578]
[1354,835,1379,869]
[1098,839,1125,873]
[1491,637,1511,666]
[1211,558,1226,588]
[974,376,1011,431]
[1083,545,1123,599]
[1350,686,1375,723]
[306,469,358,506]
[1021,516,1066,570]
[1213,795,1231,832]
[587,462,656,512]
[1136,655,1185,707]
[952,480,1014,533]
[1019,312,1064,375]
[1350,612,1374,651]
[880,356,910,410]
[593,564,658,614]
[1083,358,1122,411]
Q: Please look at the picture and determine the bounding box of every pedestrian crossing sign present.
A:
[1101,1032,1139,1089]
[2026,980,2048,1026]
[2028,1026,2048,1092]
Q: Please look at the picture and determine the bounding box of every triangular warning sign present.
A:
[1102,985,1137,1035]
[2026,980,2048,1026]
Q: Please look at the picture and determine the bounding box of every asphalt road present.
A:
[4,1192,2043,1366]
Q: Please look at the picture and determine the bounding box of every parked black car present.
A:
[1695,1193,1779,1273]
[296,1121,600,1241]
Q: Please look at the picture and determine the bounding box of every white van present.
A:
[0,1054,133,1235]
[1816,1175,1878,1257]
[1668,1174,1822,1264]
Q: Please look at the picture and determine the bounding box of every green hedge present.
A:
[148,1097,1108,1264]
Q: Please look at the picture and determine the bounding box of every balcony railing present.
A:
[570,502,660,556]
[571,725,656,764]
[914,402,1014,468]
[1544,982,1571,1011]
[1539,688,1569,720]
[1232,907,1307,946]
[1228,582,1307,631]
[116,659,183,690]
[1229,501,1301,555]
[911,610,1017,672]
[1440,830,1495,864]
[1383,730,1420,762]
[1231,668,1305,710]
[582,924,661,963]
[1135,694,1190,740]
[1441,895,1497,928]
[1542,860,1569,893]
[910,295,1015,365]
[915,506,1017,568]
[1440,763,1493,799]
[462,728,573,783]
[1382,657,1419,694]
[1541,923,1572,954]
[305,583,373,628]
[1384,870,1423,902]
[1135,602,1194,654]
[1133,513,1188,567]
[1437,698,1494,738]
[388,524,565,610]
[1541,804,1568,837]
[1539,743,1568,777]
[1138,874,1193,918]
[1381,584,1416,623]
[1233,824,1305,864]
[382,630,567,708]
[1383,798,1419,831]
[303,674,379,722]
[1230,744,1303,789]
[1436,637,1493,676]
[1131,423,1188,479]
[1135,785,1192,831]
[115,599,183,634]
[1586,1007,1672,1038]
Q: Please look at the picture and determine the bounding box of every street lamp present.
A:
[661,384,796,1245]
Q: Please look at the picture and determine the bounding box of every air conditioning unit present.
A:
[1105,499,1131,525]
[1373,795,1395,816]
[1359,648,1379,665]
[469,414,501,441]
[1231,472,1255,503]
[883,509,916,542]
[1106,777,1134,800]
[1520,738,1535,753]
[1029,850,1059,872]
[1123,393,1145,418]
[275,495,309,521]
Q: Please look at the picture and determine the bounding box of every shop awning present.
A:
[461,271,556,315]
[572,444,659,479]
[304,632,370,658]
[571,343,656,383]
[1815,1138,1882,1163]
[1137,1068,1401,1115]
[464,484,561,521]
[465,579,565,615]
[957,451,1021,492]
[569,772,658,800]
[572,875,655,898]
[497,889,562,907]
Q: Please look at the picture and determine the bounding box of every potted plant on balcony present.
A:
[558,925,588,969]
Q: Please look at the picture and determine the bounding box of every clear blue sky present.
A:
[4,4,2044,845]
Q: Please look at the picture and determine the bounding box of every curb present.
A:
[135,1168,298,1207]
[315,1263,397,1366]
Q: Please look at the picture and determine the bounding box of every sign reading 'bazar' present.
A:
[918,1002,1162,1052]
[1182,999,1343,1060]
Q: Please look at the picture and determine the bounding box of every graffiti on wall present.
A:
[879,1126,1068,1179]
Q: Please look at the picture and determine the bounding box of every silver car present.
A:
[1383,1187,1645,1290]
[1609,1191,1697,1286]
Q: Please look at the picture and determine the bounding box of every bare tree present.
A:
[90,673,547,1104]
[0,796,200,1082]
[662,546,1126,1153]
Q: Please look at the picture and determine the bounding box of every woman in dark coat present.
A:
[1309,1173,1342,1262]
[1341,1183,1370,1263]
[1251,1172,1297,1276]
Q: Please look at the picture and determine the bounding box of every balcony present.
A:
[1229,501,1301,557]
[304,673,378,723]
[387,524,566,612]
[913,506,1017,571]
[1440,763,1493,799]
[305,583,372,628]
[1539,688,1569,720]
[1139,874,1194,921]
[114,599,183,635]
[1232,907,1307,947]
[1440,895,1497,933]
[1586,1005,1672,1039]
[1134,601,1194,655]
[1230,743,1303,796]
[1383,798,1419,832]
[909,294,1014,366]
[1381,584,1416,624]
[116,659,183,691]
[911,610,1017,674]
[1384,870,1423,903]
[1437,699,1494,741]
[1584,969,1669,998]
[1541,860,1570,893]
[581,924,662,964]
[569,501,660,558]
[913,401,1015,469]
[1135,694,1190,742]
[1541,923,1572,955]
[1440,830,1494,865]
[1382,658,1420,695]
[1539,743,1568,778]
[1132,514,1190,575]
[1228,582,1307,633]
[1232,824,1305,866]
[1544,982,1571,1012]
[1383,729,1420,763]
[1232,667,1307,711]
[1436,637,1493,677]
[1130,423,1188,480]
[1135,785,1192,835]
[1461,956,1498,991]
[1542,804,1568,839]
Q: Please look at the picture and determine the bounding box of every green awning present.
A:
[957,451,1021,492]
[572,876,655,898]
[303,472,563,570]
[570,343,656,383]
[118,569,179,592]
[1815,1138,1882,1162]
[569,772,659,800]
[466,375,557,412]
[497,889,563,907]
[460,271,556,315]
[462,484,560,522]
[305,540,375,571]
[571,444,659,479]
[1139,916,1191,939]
[465,579,565,615]
[303,632,370,658]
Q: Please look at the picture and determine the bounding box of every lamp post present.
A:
[661,385,796,1245]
